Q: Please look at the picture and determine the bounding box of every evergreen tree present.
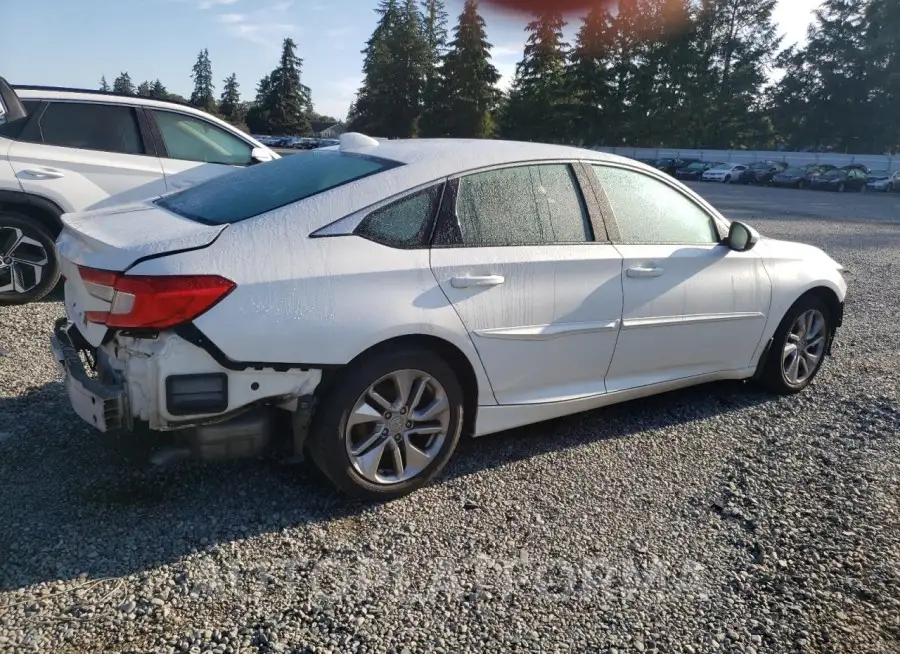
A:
[262,38,312,135]
[350,0,428,137]
[190,48,216,113]
[566,5,617,145]
[219,73,243,123]
[136,81,153,98]
[99,75,110,92]
[245,74,273,134]
[419,0,450,135]
[112,72,135,95]
[150,79,169,100]
[502,11,570,143]
[865,0,900,151]
[423,0,500,137]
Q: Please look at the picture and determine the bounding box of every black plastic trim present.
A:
[165,373,229,416]
[134,107,158,157]
[173,322,339,373]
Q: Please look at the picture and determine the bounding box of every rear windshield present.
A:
[156,150,402,225]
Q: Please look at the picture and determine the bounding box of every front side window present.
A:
[591,165,720,245]
[454,164,592,247]
[355,185,443,249]
[152,110,252,166]
[31,102,144,155]
[156,149,402,225]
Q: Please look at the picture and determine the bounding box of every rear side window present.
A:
[29,102,145,155]
[151,109,253,166]
[355,185,443,249]
[156,150,402,225]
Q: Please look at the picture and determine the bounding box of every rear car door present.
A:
[429,161,624,405]
[6,100,166,212]
[589,163,772,392]
[146,108,257,192]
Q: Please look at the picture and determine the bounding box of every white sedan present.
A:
[49,134,848,499]
[701,163,748,183]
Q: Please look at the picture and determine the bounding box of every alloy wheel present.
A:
[0,226,48,296]
[345,369,451,486]
[782,309,827,386]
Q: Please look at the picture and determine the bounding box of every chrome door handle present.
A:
[20,168,65,180]
[626,266,665,279]
[450,275,505,289]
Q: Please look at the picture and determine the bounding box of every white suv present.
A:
[0,76,278,304]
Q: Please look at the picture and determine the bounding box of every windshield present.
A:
[868,170,889,177]
[156,150,403,225]
[711,164,732,170]
[823,170,842,179]
[749,162,772,169]
[782,167,805,176]
[686,163,705,170]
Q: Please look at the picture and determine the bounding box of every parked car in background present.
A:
[675,161,725,181]
[809,168,870,192]
[737,161,789,185]
[701,163,748,183]
[866,170,900,192]
[840,163,870,174]
[655,157,700,176]
[48,133,847,499]
[0,77,279,305]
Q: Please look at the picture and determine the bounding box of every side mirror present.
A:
[727,221,760,252]
[250,147,274,165]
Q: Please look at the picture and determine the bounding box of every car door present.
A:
[147,108,259,192]
[429,161,624,405]
[5,100,167,212]
[588,162,772,392]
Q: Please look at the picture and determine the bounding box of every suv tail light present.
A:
[79,266,236,330]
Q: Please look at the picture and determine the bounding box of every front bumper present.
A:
[50,318,128,432]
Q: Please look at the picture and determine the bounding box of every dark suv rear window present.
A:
[156,150,403,225]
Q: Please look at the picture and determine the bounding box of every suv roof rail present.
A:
[11,84,196,108]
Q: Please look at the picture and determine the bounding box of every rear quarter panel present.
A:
[127,214,497,407]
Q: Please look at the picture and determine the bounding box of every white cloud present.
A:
[214,2,297,47]
[197,0,238,8]
[316,76,362,121]
[491,43,524,59]
[773,0,820,47]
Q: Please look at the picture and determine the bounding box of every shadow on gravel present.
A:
[0,377,775,591]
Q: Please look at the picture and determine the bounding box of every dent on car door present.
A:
[590,164,772,392]
[429,162,624,405]
[5,101,167,212]
[149,109,254,191]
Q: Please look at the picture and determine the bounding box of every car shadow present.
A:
[0,376,774,592]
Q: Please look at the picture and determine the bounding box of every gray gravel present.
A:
[2,186,900,653]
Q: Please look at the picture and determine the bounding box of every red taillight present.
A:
[79,266,236,330]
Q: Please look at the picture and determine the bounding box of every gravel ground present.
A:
[1,185,899,653]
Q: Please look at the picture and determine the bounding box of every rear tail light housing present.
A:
[79,267,236,330]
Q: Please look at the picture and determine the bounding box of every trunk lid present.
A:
[57,201,227,347]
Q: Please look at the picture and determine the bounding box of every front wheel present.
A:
[757,295,832,395]
[724,175,732,184]
[837,182,846,193]
[0,212,61,305]
[307,347,465,500]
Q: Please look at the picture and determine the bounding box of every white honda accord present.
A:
[49,133,847,499]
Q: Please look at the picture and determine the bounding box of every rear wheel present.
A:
[307,347,465,500]
[724,175,732,184]
[888,183,895,193]
[837,182,846,193]
[797,180,805,189]
[0,212,60,305]
[758,295,832,395]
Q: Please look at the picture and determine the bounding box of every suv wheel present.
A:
[0,212,61,305]
[307,347,465,500]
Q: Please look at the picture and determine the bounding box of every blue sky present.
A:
[2,0,820,121]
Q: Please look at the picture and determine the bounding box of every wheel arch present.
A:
[316,333,481,438]
[0,190,65,237]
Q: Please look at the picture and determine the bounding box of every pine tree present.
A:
[99,75,110,92]
[502,11,570,143]
[219,73,243,123]
[150,79,169,100]
[423,0,500,138]
[419,0,449,135]
[865,0,900,151]
[190,48,216,113]
[350,0,428,137]
[566,5,617,146]
[245,74,273,134]
[136,81,153,98]
[262,38,312,135]
[112,72,135,95]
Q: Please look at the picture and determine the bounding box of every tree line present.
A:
[349,0,899,153]
[99,38,337,136]
[98,0,899,153]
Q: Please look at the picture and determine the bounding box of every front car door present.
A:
[147,108,257,192]
[429,161,624,405]
[588,162,772,392]
[6,100,166,212]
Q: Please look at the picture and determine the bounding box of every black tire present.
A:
[306,347,465,500]
[757,294,832,395]
[724,175,732,184]
[0,212,61,305]
[797,180,805,189]
[888,183,895,193]
[837,182,846,193]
